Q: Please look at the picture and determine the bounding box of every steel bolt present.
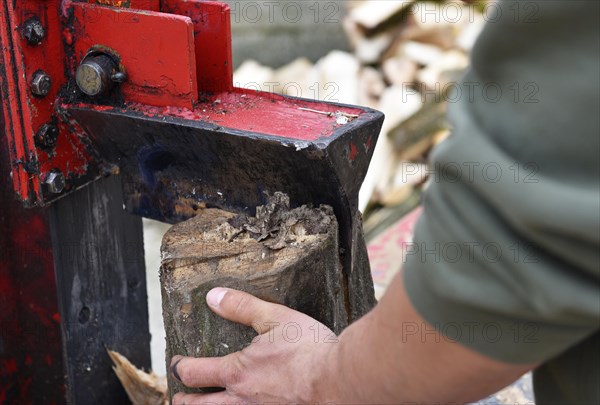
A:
[22,17,45,46]
[35,123,59,149]
[30,71,52,97]
[111,72,127,83]
[76,54,120,97]
[43,171,65,194]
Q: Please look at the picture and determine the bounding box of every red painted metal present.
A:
[87,0,160,10]
[70,2,198,108]
[1,0,206,206]
[0,130,65,403]
[1,0,268,205]
[162,0,233,93]
[0,0,42,202]
[0,0,98,206]
[123,89,365,141]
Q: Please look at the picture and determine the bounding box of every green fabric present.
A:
[403,0,599,403]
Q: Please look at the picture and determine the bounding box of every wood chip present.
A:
[107,349,168,405]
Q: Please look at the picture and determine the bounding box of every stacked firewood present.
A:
[233,0,486,241]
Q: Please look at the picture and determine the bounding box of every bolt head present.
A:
[22,17,45,45]
[44,171,65,194]
[76,54,117,97]
[31,71,52,97]
[35,123,59,149]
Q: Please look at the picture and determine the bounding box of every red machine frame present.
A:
[1,0,236,206]
[1,1,383,403]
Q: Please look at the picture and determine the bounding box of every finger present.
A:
[171,355,229,388]
[172,391,232,405]
[206,287,281,331]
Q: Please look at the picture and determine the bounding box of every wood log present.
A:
[347,0,414,37]
[160,193,356,397]
[389,98,449,156]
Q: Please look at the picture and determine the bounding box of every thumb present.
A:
[206,287,283,332]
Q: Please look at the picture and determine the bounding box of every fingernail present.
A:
[171,356,183,382]
[207,287,227,307]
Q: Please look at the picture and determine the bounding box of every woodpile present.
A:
[233,0,485,241]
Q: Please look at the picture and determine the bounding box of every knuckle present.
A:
[223,354,245,386]
[232,294,249,318]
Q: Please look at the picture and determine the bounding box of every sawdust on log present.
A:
[213,191,333,250]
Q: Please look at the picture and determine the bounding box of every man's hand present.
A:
[170,287,339,404]
[171,274,536,404]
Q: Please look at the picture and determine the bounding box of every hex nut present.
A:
[35,123,59,149]
[31,71,52,97]
[22,17,45,46]
[44,171,65,194]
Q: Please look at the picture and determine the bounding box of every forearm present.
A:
[320,273,536,404]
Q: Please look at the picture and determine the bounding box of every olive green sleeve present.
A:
[403,0,599,364]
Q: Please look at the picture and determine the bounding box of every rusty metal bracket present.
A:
[0,0,233,206]
[1,0,95,205]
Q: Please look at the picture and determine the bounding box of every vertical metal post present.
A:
[0,117,65,403]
